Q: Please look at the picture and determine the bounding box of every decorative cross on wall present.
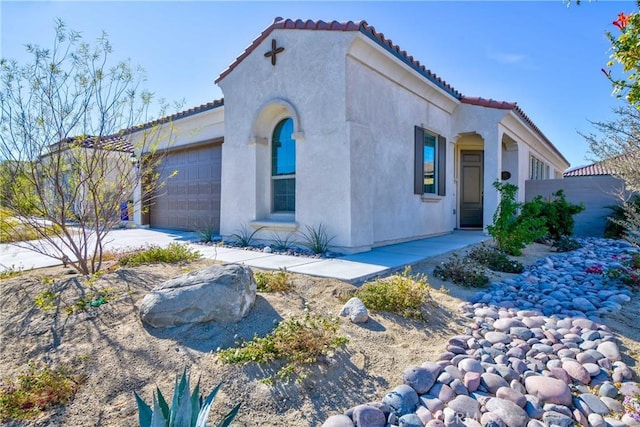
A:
[264,39,284,66]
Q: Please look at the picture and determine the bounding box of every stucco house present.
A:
[128,18,569,253]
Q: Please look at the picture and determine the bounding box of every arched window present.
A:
[271,118,295,212]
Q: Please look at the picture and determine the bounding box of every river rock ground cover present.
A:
[0,239,638,426]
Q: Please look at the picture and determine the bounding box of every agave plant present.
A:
[133,368,240,427]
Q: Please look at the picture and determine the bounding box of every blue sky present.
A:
[0,1,635,169]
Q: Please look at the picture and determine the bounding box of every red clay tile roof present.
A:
[215,18,462,98]
[214,18,568,167]
[461,97,570,167]
[563,162,614,177]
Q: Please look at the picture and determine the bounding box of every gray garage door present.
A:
[149,142,222,232]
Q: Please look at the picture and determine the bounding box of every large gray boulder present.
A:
[139,264,256,328]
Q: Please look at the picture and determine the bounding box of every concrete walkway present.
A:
[0,228,490,283]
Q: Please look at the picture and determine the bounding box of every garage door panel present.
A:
[149,143,221,232]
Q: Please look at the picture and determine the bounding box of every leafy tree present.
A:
[0,20,172,274]
[583,5,640,246]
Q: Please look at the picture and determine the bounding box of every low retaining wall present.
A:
[524,176,626,237]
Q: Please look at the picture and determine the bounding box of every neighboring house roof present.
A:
[564,161,615,177]
[117,98,225,137]
[461,97,570,167]
[52,135,133,154]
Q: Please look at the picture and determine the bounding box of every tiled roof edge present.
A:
[116,98,225,137]
[215,18,463,100]
[54,135,133,154]
[358,23,462,99]
[563,162,613,177]
[215,18,363,84]
[461,97,570,168]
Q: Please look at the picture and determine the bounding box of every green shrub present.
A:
[552,236,582,252]
[254,269,294,293]
[468,244,524,273]
[433,254,489,287]
[133,368,239,427]
[604,195,640,239]
[298,223,335,254]
[0,265,23,280]
[487,181,547,256]
[218,312,347,383]
[119,243,201,267]
[0,362,83,421]
[354,267,432,320]
[523,189,584,241]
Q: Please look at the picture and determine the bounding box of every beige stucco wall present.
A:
[218,29,357,249]
[345,35,458,247]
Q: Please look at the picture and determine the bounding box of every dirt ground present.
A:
[0,242,638,427]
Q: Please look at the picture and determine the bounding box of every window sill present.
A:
[250,218,298,232]
[421,194,444,203]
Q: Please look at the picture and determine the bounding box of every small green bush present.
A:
[354,267,432,320]
[468,244,524,273]
[604,195,640,240]
[254,269,294,293]
[218,312,347,383]
[433,254,489,287]
[0,265,23,280]
[118,243,201,267]
[0,362,82,421]
[523,189,584,241]
[552,236,582,252]
[487,181,547,256]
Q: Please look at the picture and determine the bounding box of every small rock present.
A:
[351,405,386,427]
[596,341,621,361]
[496,386,527,408]
[541,410,574,427]
[588,413,606,427]
[485,398,529,427]
[399,413,424,427]
[447,395,481,421]
[561,360,591,384]
[598,382,618,399]
[524,376,573,406]
[383,384,419,417]
[403,366,437,394]
[480,373,509,394]
[340,298,369,323]
[322,414,355,427]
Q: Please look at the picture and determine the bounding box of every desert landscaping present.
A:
[0,238,639,427]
